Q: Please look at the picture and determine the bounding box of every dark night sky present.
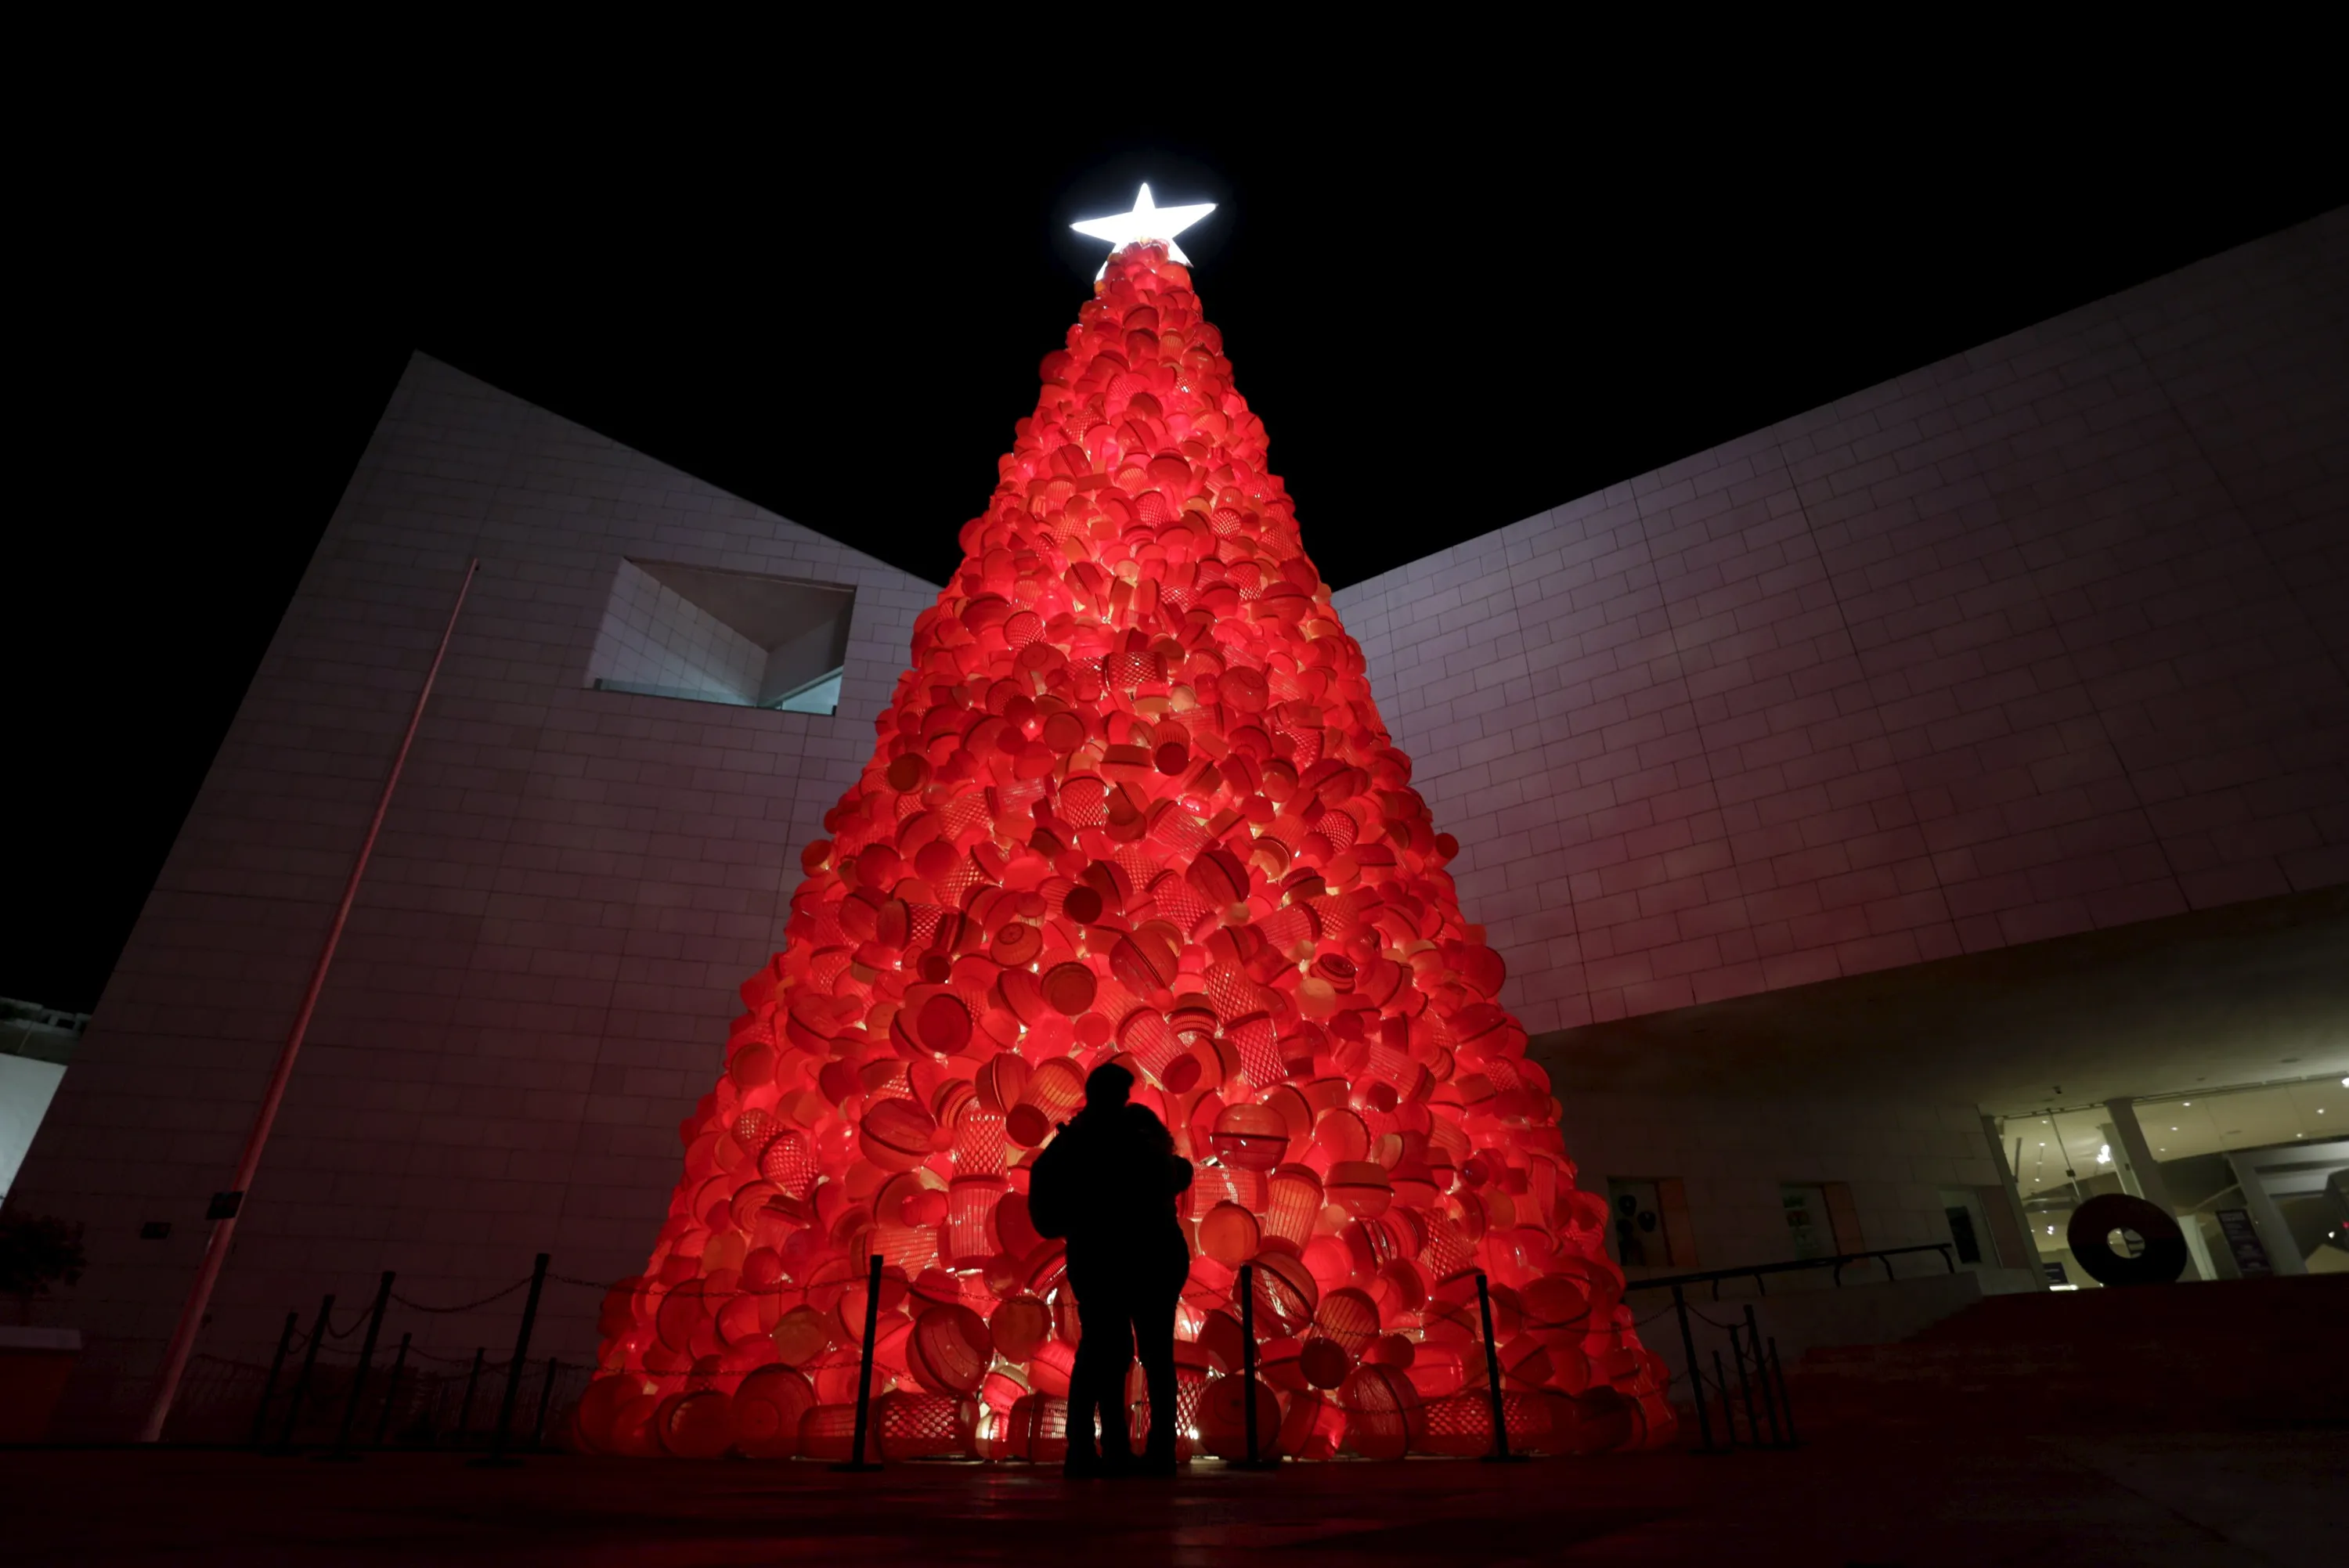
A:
[8,73,2340,1013]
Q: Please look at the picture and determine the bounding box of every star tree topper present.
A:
[1070,183,1216,278]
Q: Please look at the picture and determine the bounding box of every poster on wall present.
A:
[1781,1184,1831,1260]
[1609,1178,1665,1267]
[2214,1209,2271,1277]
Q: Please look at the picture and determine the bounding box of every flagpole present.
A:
[139,558,479,1443]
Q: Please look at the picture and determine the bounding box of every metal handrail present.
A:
[1632,1243,1953,1456]
[1621,1242,1956,1299]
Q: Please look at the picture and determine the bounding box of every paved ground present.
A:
[3,1429,2337,1566]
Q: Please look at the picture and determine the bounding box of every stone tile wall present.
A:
[1334,210,2347,1037]
[1553,1090,2018,1283]
[11,355,937,1436]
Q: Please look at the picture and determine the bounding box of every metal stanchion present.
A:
[1712,1350,1737,1447]
[832,1253,884,1472]
[374,1333,412,1447]
[250,1310,298,1450]
[1474,1271,1527,1463]
[453,1348,485,1444]
[1232,1263,1276,1469]
[531,1357,561,1449]
[324,1271,395,1461]
[276,1294,335,1451]
[1240,1264,1258,1463]
[471,1253,549,1468]
[1671,1285,1719,1455]
[1729,1321,1761,1445]
[1741,1305,1783,1447]
[1767,1336,1799,1447]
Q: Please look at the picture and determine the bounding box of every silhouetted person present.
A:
[1027,1062,1192,1476]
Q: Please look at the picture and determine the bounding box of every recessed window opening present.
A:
[587,560,854,716]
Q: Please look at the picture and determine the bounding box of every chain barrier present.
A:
[402,1344,514,1370]
[226,1254,1701,1452]
[390,1278,531,1315]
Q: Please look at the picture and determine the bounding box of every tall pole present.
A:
[140,559,480,1444]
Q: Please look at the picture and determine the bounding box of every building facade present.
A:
[11,210,2346,1437]
[1333,207,2349,1293]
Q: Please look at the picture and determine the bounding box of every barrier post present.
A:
[531,1357,561,1449]
[374,1333,412,1446]
[1671,1285,1718,1455]
[325,1271,395,1460]
[471,1253,549,1468]
[1729,1321,1761,1444]
[1712,1350,1737,1447]
[1474,1270,1526,1463]
[1767,1336,1799,1447]
[250,1310,298,1450]
[454,1348,485,1443]
[1231,1263,1276,1469]
[1241,1263,1257,1463]
[1741,1304,1783,1447]
[833,1253,884,1471]
[276,1294,335,1451]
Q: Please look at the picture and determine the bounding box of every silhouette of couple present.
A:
[1027,1062,1193,1476]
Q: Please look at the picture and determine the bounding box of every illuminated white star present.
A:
[1070,183,1216,278]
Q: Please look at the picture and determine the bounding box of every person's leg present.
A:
[1064,1262,1104,1472]
[1092,1270,1138,1465]
[1068,1263,1142,1472]
[1135,1238,1187,1468]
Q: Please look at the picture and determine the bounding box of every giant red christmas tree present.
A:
[577,221,1674,1462]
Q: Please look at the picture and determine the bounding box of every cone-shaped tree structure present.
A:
[578,243,1673,1463]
